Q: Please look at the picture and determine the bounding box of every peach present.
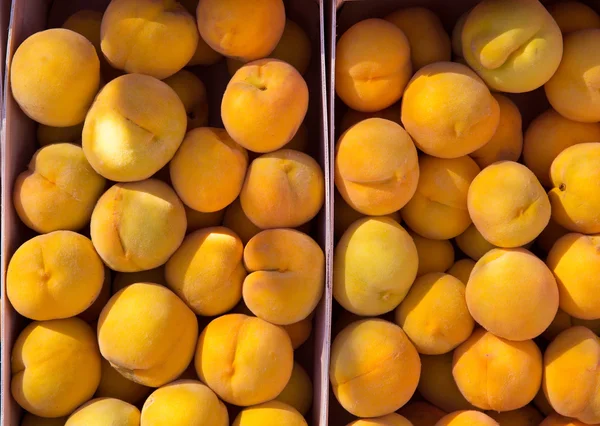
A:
[535,385,557,417]
[339,103,401,135]
[36,123,83,146]
[523,109,600,188]
[62,10,102,53]
[467,248,558,340]
[385,7,451,70]
[78,267,111,323]
[330,319,421,417]
[163,70,208,130]
[462,0,563,93]
[436,411,499,426]
[101,0,198,78]
[399,402,446,426]
[243,229,324,325]
[451,10,469,57]
[96,358,151,405]
[540,414,593,426]
[543,309,600,341]
[547,2,600,34]
[334,217,418,316]
[141,380,228,426]
[401,62,500,158]
[170,128,247,212]
[411,233,454,276]
[64,398,140,426]
[455,224,497,261]
[453,329,542,411]
[447,259,476,284]
[545,29,600,122]
[98,283,198,387]
[336,19,411,112]
[195,314,293,406]
[83,74,187,182]
[14,143,106,233]
[227,19,312,76]
[347,414,413,426]
[418,353,474,412]
[282,318,313,349]
[486,406,544,426]
[547,233,600,320]
[177,0,222,66]
[222,59,308,153]
[185,205,225,233]
[222,198,262,244]
[90,179,187,272]
[275,362,312,416]
[543,326,600,424]
[165,227,245,316]
[11,29,100,126]
[470,94,523,169]
[334,191,402,239]
[336,118,419,216]
[197,0,285,61]
[7,231,104,321]
[549,143,600,234]
[402,155,480,239]
[232,401,307,426]
[396,273,474,354]
[11,318,101,417]
[468,161,551,247]
[112,266,166,294]
[536,219,569,254]
[240,149,324,228]
[21,415,67,426]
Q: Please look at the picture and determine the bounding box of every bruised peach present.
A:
[447,259,476,285]
[547,2,600,34]
[436,411,499,426]
[275,362,312,416]
[411,233,454,276]
[401,62,500,158]
[95,357,151,405]
[418,353,474,412]
[233,401,307,426]
[64,398,140,426]
[163,70,208,130]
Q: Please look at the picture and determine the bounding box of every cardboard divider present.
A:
[1,0,332,424]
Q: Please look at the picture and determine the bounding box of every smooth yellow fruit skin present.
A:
[10,28,100,126]
[282,318,313,350]
[411,233,454,277]
[347,413,414,426]
[11,318,101,418]
[418,353,474,412]
[447,259,476,284]
[339,103,401,135]
[233,401,307,426]
[455,224,497,261]
[275,362,313,416]
[462,0,563,93]
[223,198,262,244]
[64,398,140,426]
[547,1,600,34]
[7,231,104,321]
[435,411,500,426]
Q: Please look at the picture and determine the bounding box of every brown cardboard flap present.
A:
[2,1,332,425]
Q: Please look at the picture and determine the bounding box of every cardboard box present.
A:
[1,1,332,424]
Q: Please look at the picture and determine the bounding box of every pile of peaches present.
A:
[332,0,600,425]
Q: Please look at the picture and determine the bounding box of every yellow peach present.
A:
[7,231,104,321]
[547,2,600,34]
[418,353,474,412]
[486,406,544,426]
[222,198,262,244]
[243,229,324,324]
[141,380,228,426]
[540,414,593,426]
[470,94,523,169]
[14,143,106,233]
[222,59,308,153]
[543,326,600,424]
[112,266,166,294]
[195,314,293,406]
[334,217,418,316]
[462,0,563,93]
[11,29,100,126]
[240,149,324,228]
[96,357,151,405]
[165,227,245,316]
[399,402,446,426]
[90,179,187,272]
[233,401,307,426]
[36,123,83,146]
[347,413,413,426]
[21,414,67,426]
[402,155,480,239]
[535,379,557,416]
[336,118,419,216]
[334,191,402,239]
[178,0,223,66]
[197,0,285,61]
[453,329,542,411]
[411,233,454,276]
[436,411,500,426]
[455,224,497,261]
[468,161,551,247]
[385,7,451,70]
[101,0,198,78]
[401,62,500,158]
[330,319,421,417]
[523,109,600,188]
[282,318,313,350]
[275,362,312,416]
[467,248,558,340]
[163,70,208,130]
[447,259,476,284]
[547,233,600,320]
[65,398,140,426]
[549,143,600,234]
[545,29,600,122]
[62,10,102,53]
[98,283,198,387]
[170,127,247,212]
[339,103,401,135]
[11,318,101,417]
[83,74,187,182]
[396,273,474,354]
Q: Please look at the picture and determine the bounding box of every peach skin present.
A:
[232,401,307,426]
[411,233,454,277]
[347,414,413,426]
[436,411,500,426]
[547,2,600,34]
[64,398,140,426]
